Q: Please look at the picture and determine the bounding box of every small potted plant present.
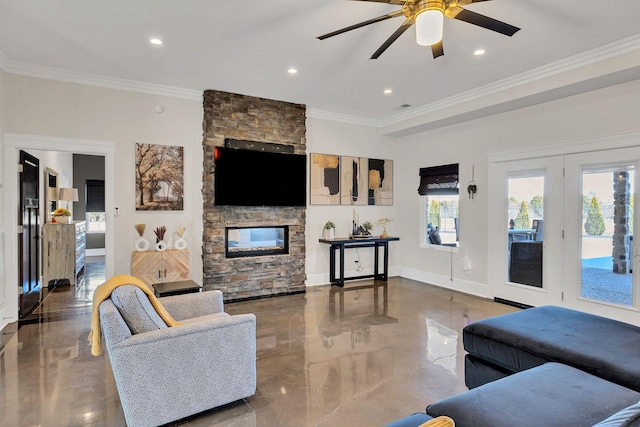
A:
[323,221,336,240]
[52,207,72,224]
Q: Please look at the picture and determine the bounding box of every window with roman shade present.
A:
[418,163,459,196]
[85,179,105,212]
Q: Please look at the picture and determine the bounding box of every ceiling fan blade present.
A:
[370,17,414,59]
[317,10,403,40]
[431,40,444,58]
[450,8,520,36]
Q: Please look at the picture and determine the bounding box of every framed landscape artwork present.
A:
[310,153,340,205]
[135,143,184,211]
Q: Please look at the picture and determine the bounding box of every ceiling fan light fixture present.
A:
[415,2,445,46]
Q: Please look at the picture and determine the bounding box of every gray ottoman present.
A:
[463,305,640,390]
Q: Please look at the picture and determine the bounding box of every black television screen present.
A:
[214,146,307,207]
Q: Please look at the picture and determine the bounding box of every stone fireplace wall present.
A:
[202,90,307,300]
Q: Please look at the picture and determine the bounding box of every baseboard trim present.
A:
[86,248,106,256]
[494,297,533,310]
[224,289,306,304]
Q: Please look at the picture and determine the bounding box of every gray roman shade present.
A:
[418,164,459,196]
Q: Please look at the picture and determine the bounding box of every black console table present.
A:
[319,236,400,287]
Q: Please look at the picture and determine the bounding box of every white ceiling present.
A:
[1,0,639,124]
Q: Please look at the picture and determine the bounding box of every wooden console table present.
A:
[319,236,400,287]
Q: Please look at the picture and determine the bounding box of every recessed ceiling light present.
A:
[288,68,298,74]
[384,89,393,94]
[150,38,163,45]
[474,49,485,56]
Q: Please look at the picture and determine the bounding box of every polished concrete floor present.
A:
[0,270,518,427]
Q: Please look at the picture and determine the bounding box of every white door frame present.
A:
[2,133,115,327]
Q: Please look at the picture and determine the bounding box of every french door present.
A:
[491,146,640,324]
[563,148,640,323]
[491,156,563,307]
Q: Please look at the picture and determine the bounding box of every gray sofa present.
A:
[386,306,640,427]
[99,287,256,427]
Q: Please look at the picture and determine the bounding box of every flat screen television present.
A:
[214,146,307,207]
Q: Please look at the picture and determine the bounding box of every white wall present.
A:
[1,70,639,330]
[305,118,400,285]
[3,74,204,286]
[29,149,73,223]
[395,79,640,298]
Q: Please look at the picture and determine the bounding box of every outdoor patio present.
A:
[581,236,632,306]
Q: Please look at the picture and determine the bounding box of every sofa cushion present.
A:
[110,285,168,334]
[593,400,640,427]
[463,305,640,392]
[427,363,640,427]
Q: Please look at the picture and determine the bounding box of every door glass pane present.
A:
[581,167,634,306]
[507,174,544,287]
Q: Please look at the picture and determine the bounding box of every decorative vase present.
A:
[134,237,150,252]
[155,240,167,252]
[323,228,335,240]
[174,237,187,250]
[53,216,71,224]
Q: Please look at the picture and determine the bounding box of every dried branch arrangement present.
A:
[176,225,186,238]
[134,224,146,237]
[154,225,167,241]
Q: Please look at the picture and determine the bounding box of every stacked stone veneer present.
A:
[612,171,631,274]
[202,90,307,300]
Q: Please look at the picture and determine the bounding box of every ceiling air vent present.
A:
[394,104,412,111]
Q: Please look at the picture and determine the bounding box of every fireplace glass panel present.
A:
[226,226,288,258]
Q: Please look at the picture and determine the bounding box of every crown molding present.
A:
[488,131,640,163]
[2,34,639,125]
[311,34,640,130]
[5,58,202,101]
[306,108,378,127]
[378,33,640,128]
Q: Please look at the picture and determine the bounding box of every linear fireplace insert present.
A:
[225,226,289,258]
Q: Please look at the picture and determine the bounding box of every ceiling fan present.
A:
[317,0,520,59]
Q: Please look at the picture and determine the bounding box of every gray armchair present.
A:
[99,287,256,427]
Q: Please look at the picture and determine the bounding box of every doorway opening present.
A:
[2,133,115,329]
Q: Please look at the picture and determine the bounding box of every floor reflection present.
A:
[325,282,398,349]
[1,276,518,426]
